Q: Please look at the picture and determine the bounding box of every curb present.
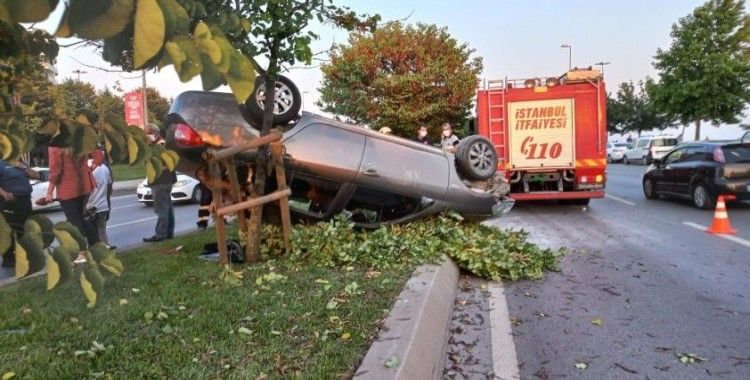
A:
[112,179,142,196]
[354,257,458,380]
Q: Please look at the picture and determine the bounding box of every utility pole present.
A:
[141,70,148,130]
[594,61,611,75]
[561,44,572,71]
[72,69,87,81]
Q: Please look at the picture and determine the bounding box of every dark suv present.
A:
[642,141,750,209]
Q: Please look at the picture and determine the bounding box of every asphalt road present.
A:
[483,163,750,379]
[1,195,199,281]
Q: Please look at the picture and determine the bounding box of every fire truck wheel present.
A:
[455,135,498,181]
[242,74,302,127]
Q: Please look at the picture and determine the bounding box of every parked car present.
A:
[642,140,750,209]
[741,131,750,143]
[163,76,512,228]
[29,167,59,212]
[606,142,629,163]
[136,173,202,205]
[624,136,678,165]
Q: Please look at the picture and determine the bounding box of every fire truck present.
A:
[476,68,607,205]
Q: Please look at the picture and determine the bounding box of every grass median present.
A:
[111,164,146,182]
[0,228,413,378]
[0,214,563,378]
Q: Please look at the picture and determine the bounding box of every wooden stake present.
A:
[271,141,293,254]
[208,162,229,266]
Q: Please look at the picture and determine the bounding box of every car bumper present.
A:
[713,180,750,201]
[609,152,625,160]
[137,185,194,203]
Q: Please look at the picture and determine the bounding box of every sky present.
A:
[35,0,748,141]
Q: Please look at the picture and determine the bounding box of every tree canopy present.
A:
[649,0,750,140]
[609,80,675,137]
[317,21,483,138]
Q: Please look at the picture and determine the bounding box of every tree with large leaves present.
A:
[649,0,750,140]
[317,21,483,138]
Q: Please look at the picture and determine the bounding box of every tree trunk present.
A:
[245,68,278,262]
[694,119,701,141]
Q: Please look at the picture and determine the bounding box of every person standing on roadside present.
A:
[44,146,98,245]
[0,159,39,268]
[143,129,176,243]
[440,122,460,153]
[86,149,115,249]
[416,125,431,145]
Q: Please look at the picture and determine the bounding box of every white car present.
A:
[623,136,678,165]
[29,167,59,212]
[606,142,629,163]
[136,173,202,205]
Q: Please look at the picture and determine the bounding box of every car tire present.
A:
[455,135,498,181]
[692,183,715,210]
[624,156,630,165]
[643,178,658,199]
[191,186,203,204]
[242,75,302,127]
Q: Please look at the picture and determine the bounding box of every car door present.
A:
[356,134,450,200]
[282,123,366,182]
[636,138,650,161]
[656,148,686,192]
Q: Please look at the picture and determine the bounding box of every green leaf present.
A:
[15,233,45,277]
[133,0,165,69]
[0,214,12,255]
[80,271,98,308]
[384,356,399,368]
[53,221,87,253]
[73,123,98,157]
[51,248,73,285]
[224,51,256,103]
[26,215,54,248]
[171,36,203,82]
[68,0,133,39]
[0,0,56,23]
[46,255,60,290]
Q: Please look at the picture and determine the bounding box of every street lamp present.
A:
[594,61,611,75]
[560,44,572,71]
[72,69,87,81]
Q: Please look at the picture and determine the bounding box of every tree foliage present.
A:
[649,0,750,140]
[318,21,483,138]
[608,80,675,136]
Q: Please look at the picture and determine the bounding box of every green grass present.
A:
[111,164,146,181]
[0,229,413,378]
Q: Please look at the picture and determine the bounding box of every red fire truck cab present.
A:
[476,69,607,205]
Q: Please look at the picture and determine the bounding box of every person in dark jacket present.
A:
[143,162,177,243]
[0,159,40,267]
[416,125,431,145]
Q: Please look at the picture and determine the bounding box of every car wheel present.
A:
[192,186,203,204]
[624,156,630,165]
[643,178,658,199]
[455,135,498,181]
[692,183,716,210]
[242,75,302,127]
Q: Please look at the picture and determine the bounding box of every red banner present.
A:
[123,90,145,128]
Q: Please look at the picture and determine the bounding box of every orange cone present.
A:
[706,195,736,235]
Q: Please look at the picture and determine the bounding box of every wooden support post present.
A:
[223,159,248,233]
[271,141,293,253]
[216,189,291,217]
[208,131,283,161]
[208,162,229,266]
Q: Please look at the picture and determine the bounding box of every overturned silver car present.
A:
[164,77,512,227]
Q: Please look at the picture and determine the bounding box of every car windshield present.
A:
[651,138,677,147]
[615,143,628,147]
[723,146,750,163]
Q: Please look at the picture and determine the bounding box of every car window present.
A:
[651,138,677,147]
[344,186,421,225]
[636,139,649,148]
[287,173,341,216]
[615,143,629,147]
[682,146,708,162]
[723,146,750,163]
[663,148,686,164]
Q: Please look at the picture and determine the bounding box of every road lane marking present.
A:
[110,204,139,211]
[108,217,156,229]
[489,281,520,380]
[605,194,636,206]
[682,222,750,248]
[110,194,136,201]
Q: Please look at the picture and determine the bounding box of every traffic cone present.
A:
[706,195,736,235]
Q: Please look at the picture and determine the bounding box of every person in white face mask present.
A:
[416,125,431,145]
[440,122,459,153]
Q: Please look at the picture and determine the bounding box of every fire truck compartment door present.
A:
[507,99,576,169]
